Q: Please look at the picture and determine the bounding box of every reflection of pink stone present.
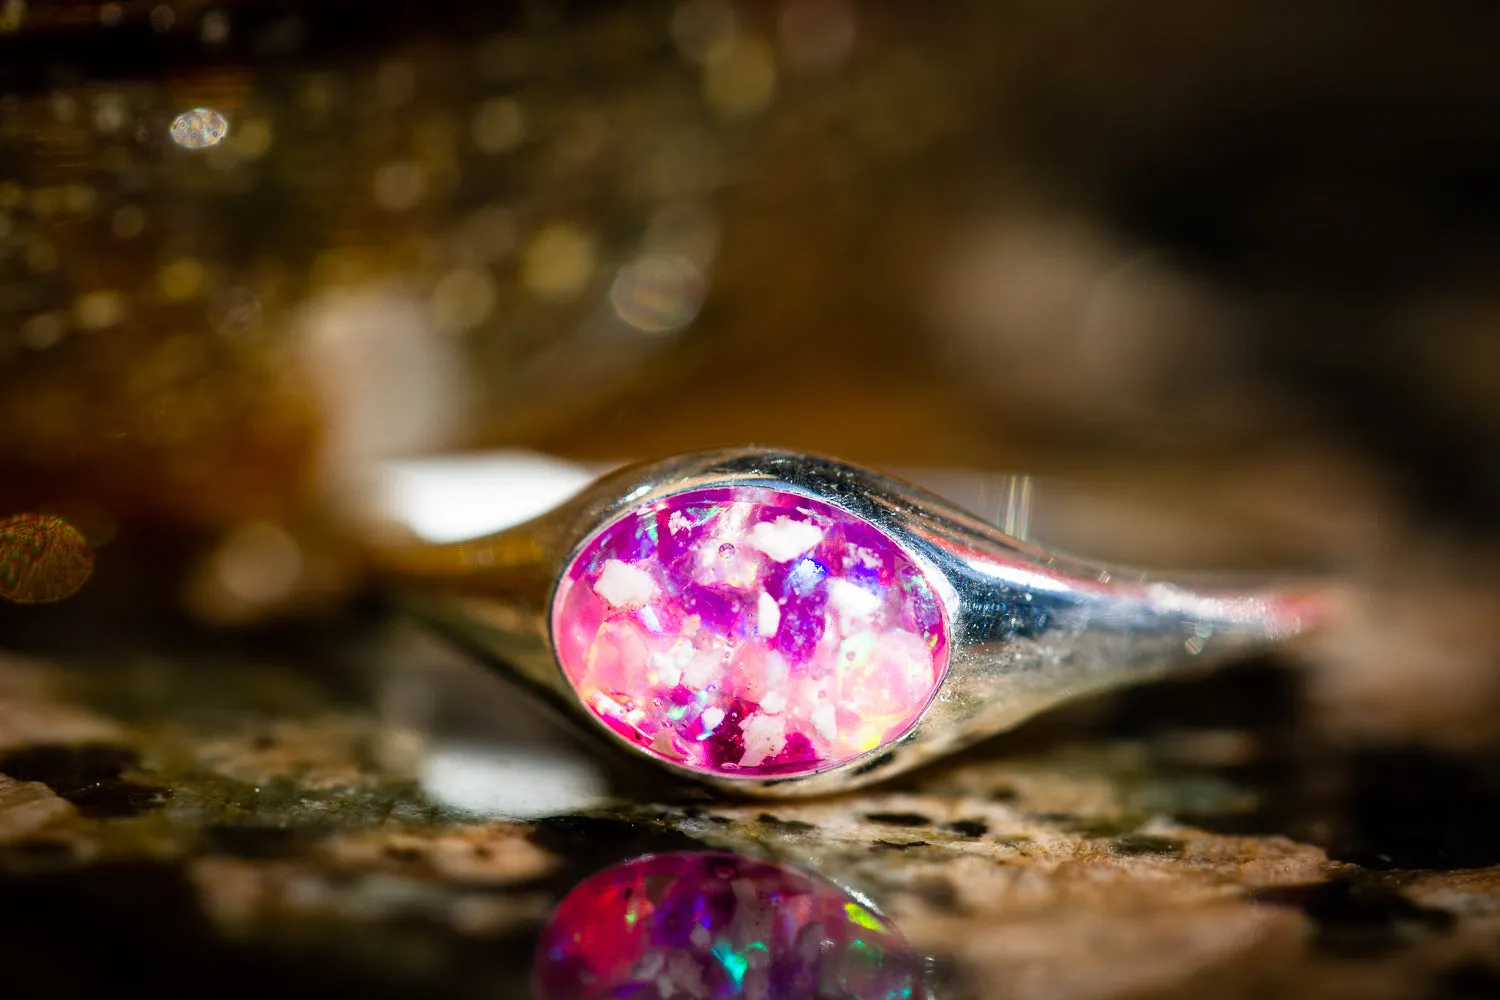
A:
[533,852,921,1000]
[552,487,949,778]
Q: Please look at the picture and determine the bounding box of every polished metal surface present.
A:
[367,447,1331,797]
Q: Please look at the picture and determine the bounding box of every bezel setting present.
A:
[549,482,954,782]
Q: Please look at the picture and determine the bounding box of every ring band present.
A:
[362,447,1332,798]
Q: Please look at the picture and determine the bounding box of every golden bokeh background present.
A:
[2,0,1500,742]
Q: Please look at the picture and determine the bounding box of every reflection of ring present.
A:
[533,851,921,999]
[368,447,1332,798]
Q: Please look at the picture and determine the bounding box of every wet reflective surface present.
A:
[2,621,1500,998]
[534,851,921,999]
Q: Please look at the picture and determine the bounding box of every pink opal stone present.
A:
[533,851,921,999]
[551,486,949,778]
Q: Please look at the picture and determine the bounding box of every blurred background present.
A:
[2,0,1500,784]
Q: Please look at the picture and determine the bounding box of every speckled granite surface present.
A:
[3,622,1499,999]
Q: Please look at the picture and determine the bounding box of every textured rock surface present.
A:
[0,776,74,844]
[1,639,1499,999]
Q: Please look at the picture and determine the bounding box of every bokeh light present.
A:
[609,254,705,334]
[168,107,229,149]
[522,223,597,302]
[0,514,94,605]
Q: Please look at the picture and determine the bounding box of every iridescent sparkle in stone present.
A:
[533,851,921,999]
[551,486,948,778]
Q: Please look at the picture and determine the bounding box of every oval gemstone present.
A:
[533,851,921,999]
[551,486,948,778]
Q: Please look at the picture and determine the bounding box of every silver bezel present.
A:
[544,464,959,790]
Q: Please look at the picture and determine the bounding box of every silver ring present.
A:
[362,447,1331,798]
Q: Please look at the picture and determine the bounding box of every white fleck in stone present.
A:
[745,516,822,562]
[668,510,692,534]
[739,713,787,768]
[757,591,781,637]
[651,730,683,759]
[649,653,682,688]
[636,951,666,981]
[593,692,625,717]
[812,704,838,742]
[763,651,790,690]
[593,559,656,608]
[683,649,720,689]
[637,605,663,633]
[827,578,881,630]
[700,706,725,735]
[690,923,712,948]
[759,690,786,714]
